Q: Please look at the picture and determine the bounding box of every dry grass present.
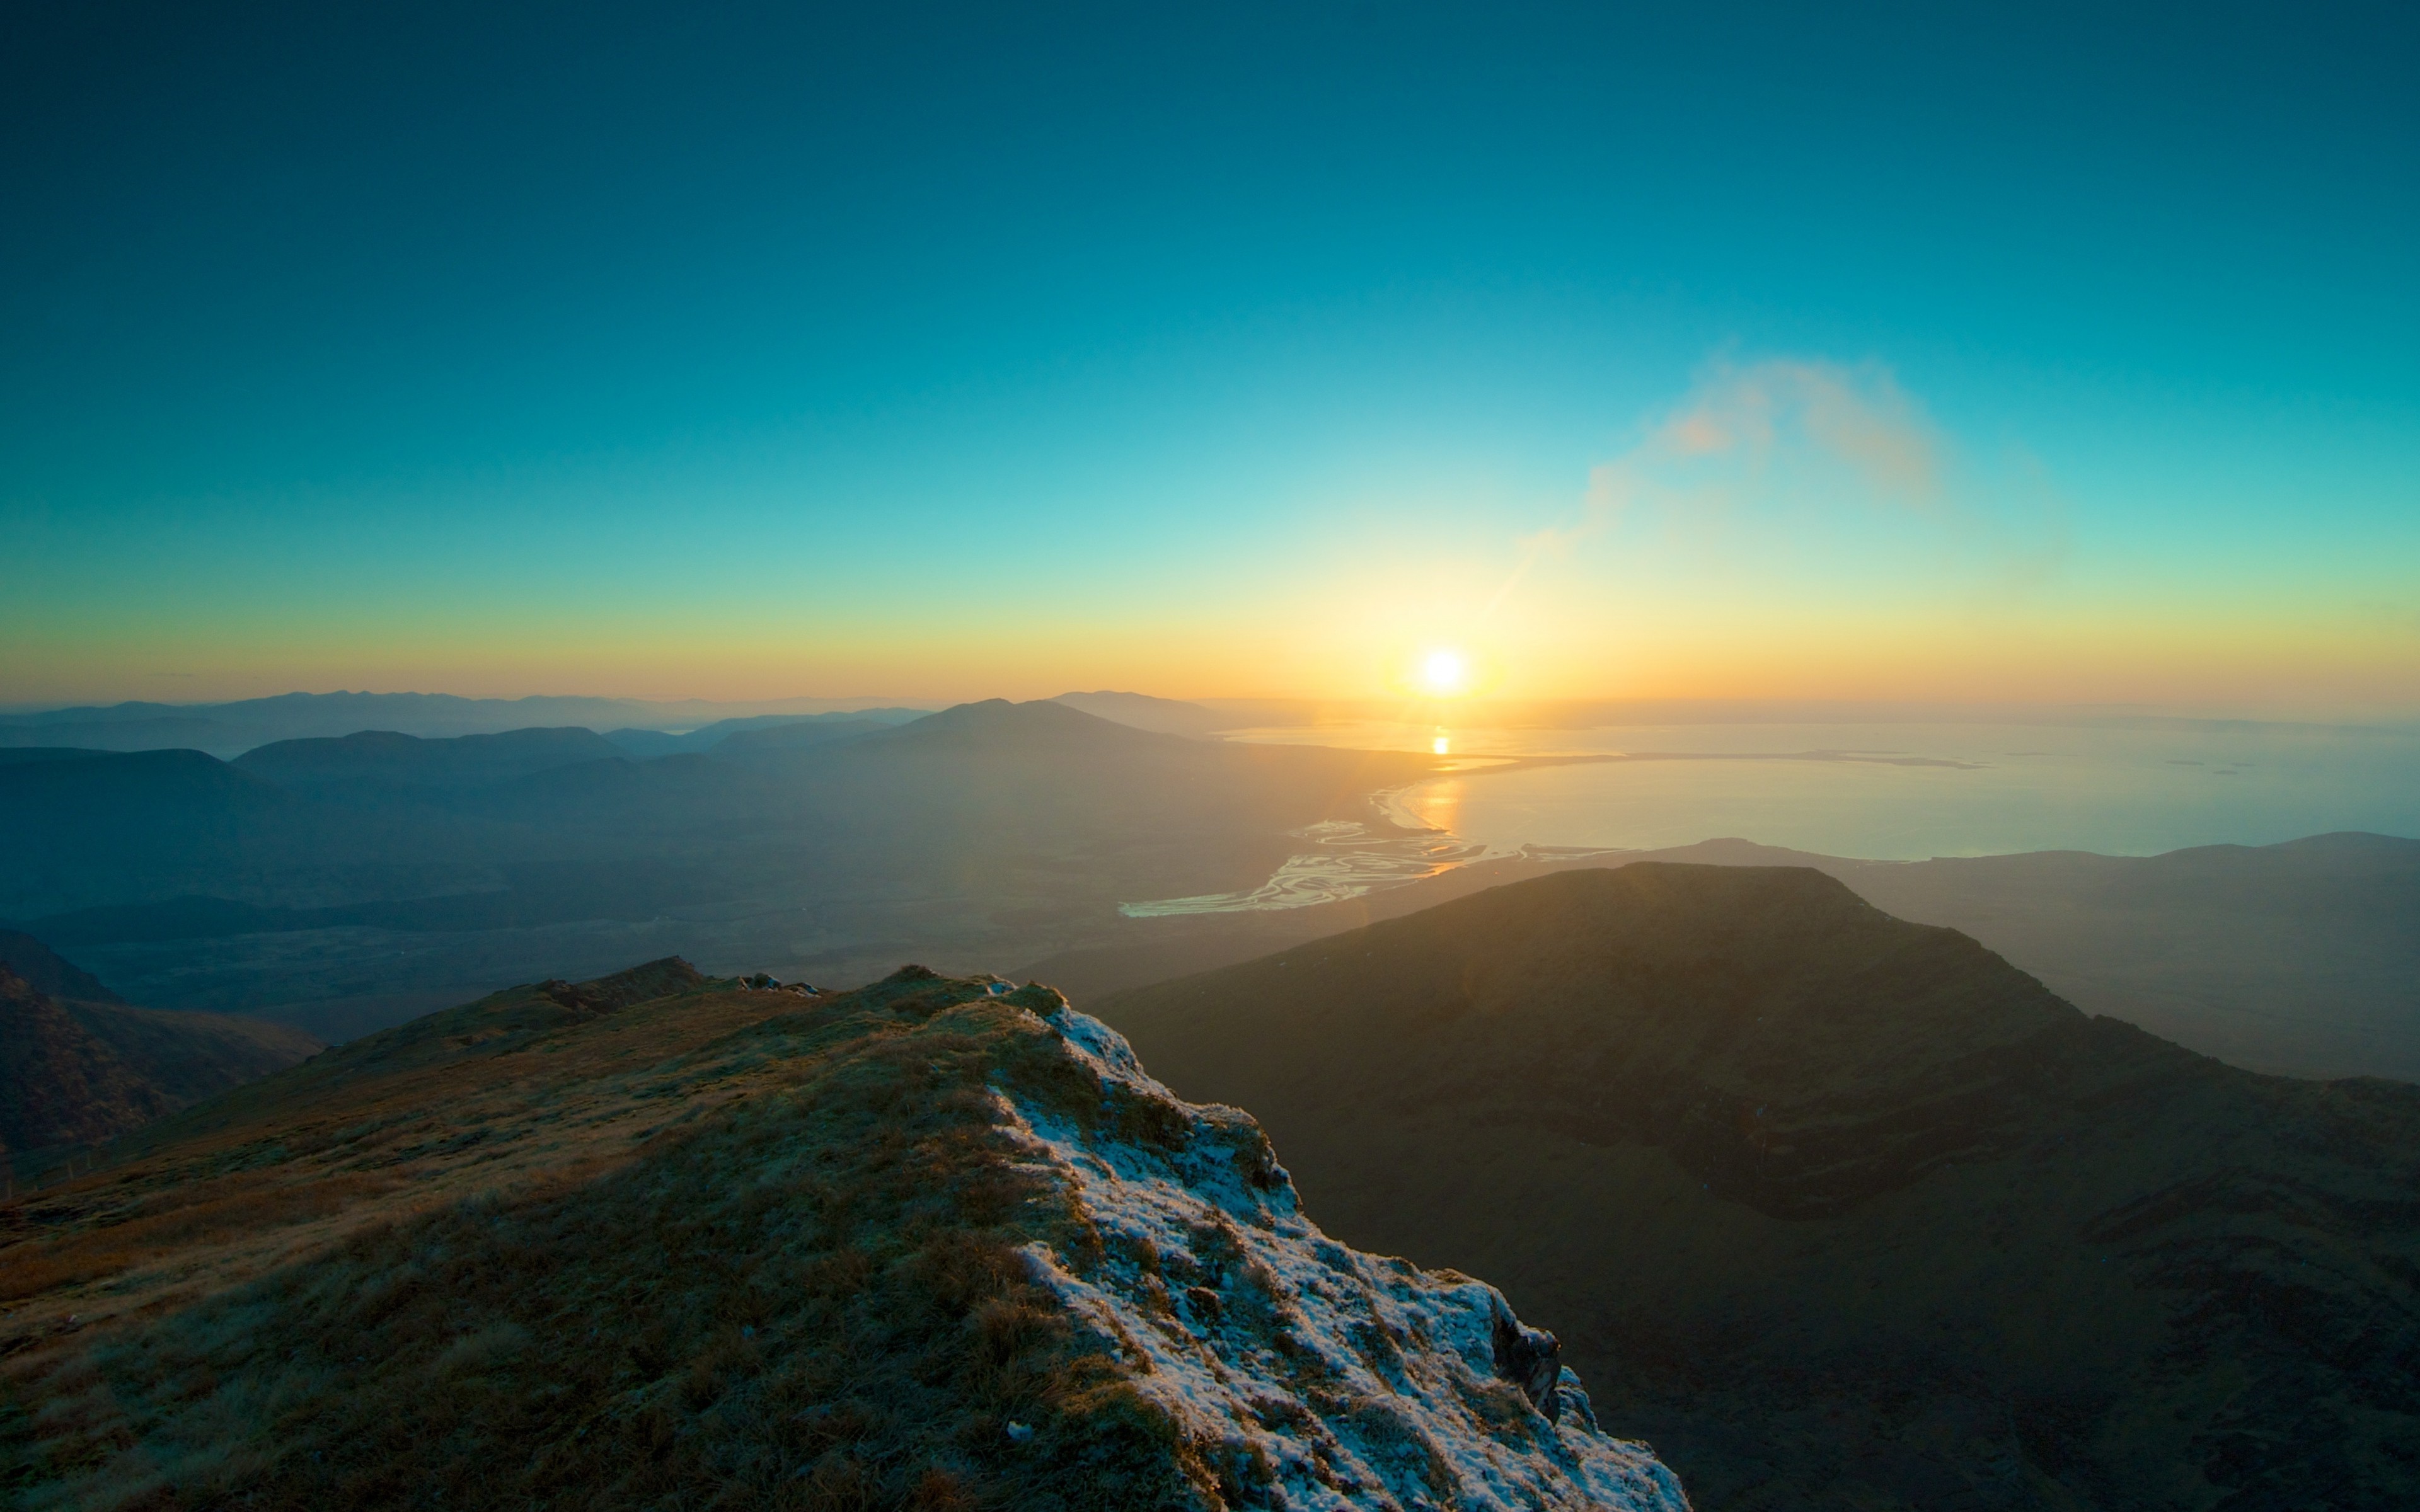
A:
[1,968,1218,1510]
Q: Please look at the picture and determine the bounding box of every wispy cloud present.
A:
[1483,356,2065,621]
[1523,358,1944,557]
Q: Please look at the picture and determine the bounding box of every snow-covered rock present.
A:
[997,991,1691,1511]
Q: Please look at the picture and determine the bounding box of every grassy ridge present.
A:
[4,966,1224,1509]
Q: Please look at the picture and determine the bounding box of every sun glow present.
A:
[1420,649,1470,697]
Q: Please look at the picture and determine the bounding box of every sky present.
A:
[3,1,2417,714]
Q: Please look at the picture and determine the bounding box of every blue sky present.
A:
[4,1,2416,709]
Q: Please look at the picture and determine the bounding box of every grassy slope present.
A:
[57,1001,320,1111]
[0,965,1309,1509]
[1095,864,2420,1511]
[0,969,173,1154]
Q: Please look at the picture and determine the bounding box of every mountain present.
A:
[1023,830,2420,1084]
[1095,864,2420,1511]
[706,714,889,755]
[0,965,172,1153]
[231,726,627,791]
[601,707,928,758]
[0,746,494,921]
[0,929,125,1002]
[0,699,1438,1042]
[0,692,938,758]
[1828,830,2420,1080]
[0,945,320,1156]
[60,997,322,1110]
[0,961,1686,1511]
[1053,690,1238,737]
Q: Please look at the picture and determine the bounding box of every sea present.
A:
[1119,718,2420,916]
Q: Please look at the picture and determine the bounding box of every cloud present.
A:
[1521,357,1947,558]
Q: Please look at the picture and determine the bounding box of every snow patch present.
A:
[998,995,1690,1511]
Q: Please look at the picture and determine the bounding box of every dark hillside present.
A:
[0,966,171,1153]
[1029,830,2420,1084]
[1097,865,2420,1510]
[60,1000,320,1109]
[0,929,124,1002]
[0,949,320,1157]
[231,726,625,792]
[0,748,498,920]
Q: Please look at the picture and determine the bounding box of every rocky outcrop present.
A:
[1006,993,1684,1508]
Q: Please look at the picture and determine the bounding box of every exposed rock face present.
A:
[1006,997,1683,1508]
[1490,1308,1567,1421]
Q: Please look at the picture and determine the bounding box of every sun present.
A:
[1419,648,1470,697]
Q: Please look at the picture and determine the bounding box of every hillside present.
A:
[1095,865,2420,1510]
[1052,690,1236,737]
[0,953,320,1157]
[0,929,124,1002]
[231,726,626,791]
[698,714,890,755]
[602,707,927,758]
[1,962,1686,1511]
[0,966,171,1153]
[1025,830,2420,1083]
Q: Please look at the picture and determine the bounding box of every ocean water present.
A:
[1235,720,2420,862]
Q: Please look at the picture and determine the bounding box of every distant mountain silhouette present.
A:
[601,707,927,757]
[232,726,625,791]
[0,929,125,1002]
[0,691,938,757]
[706,715,889,756]
[1052,689,1236,736]
[0,701,1436,1040]
[1097,864,2420,1510]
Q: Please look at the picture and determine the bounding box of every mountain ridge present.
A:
[1,961,1687,1511]
[1095,864,2420,1509]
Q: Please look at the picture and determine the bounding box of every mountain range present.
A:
[1097,864,2420,1510]
[5,693,2413,1090]
[0,699,1436,1042]
[0,690,938,759]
